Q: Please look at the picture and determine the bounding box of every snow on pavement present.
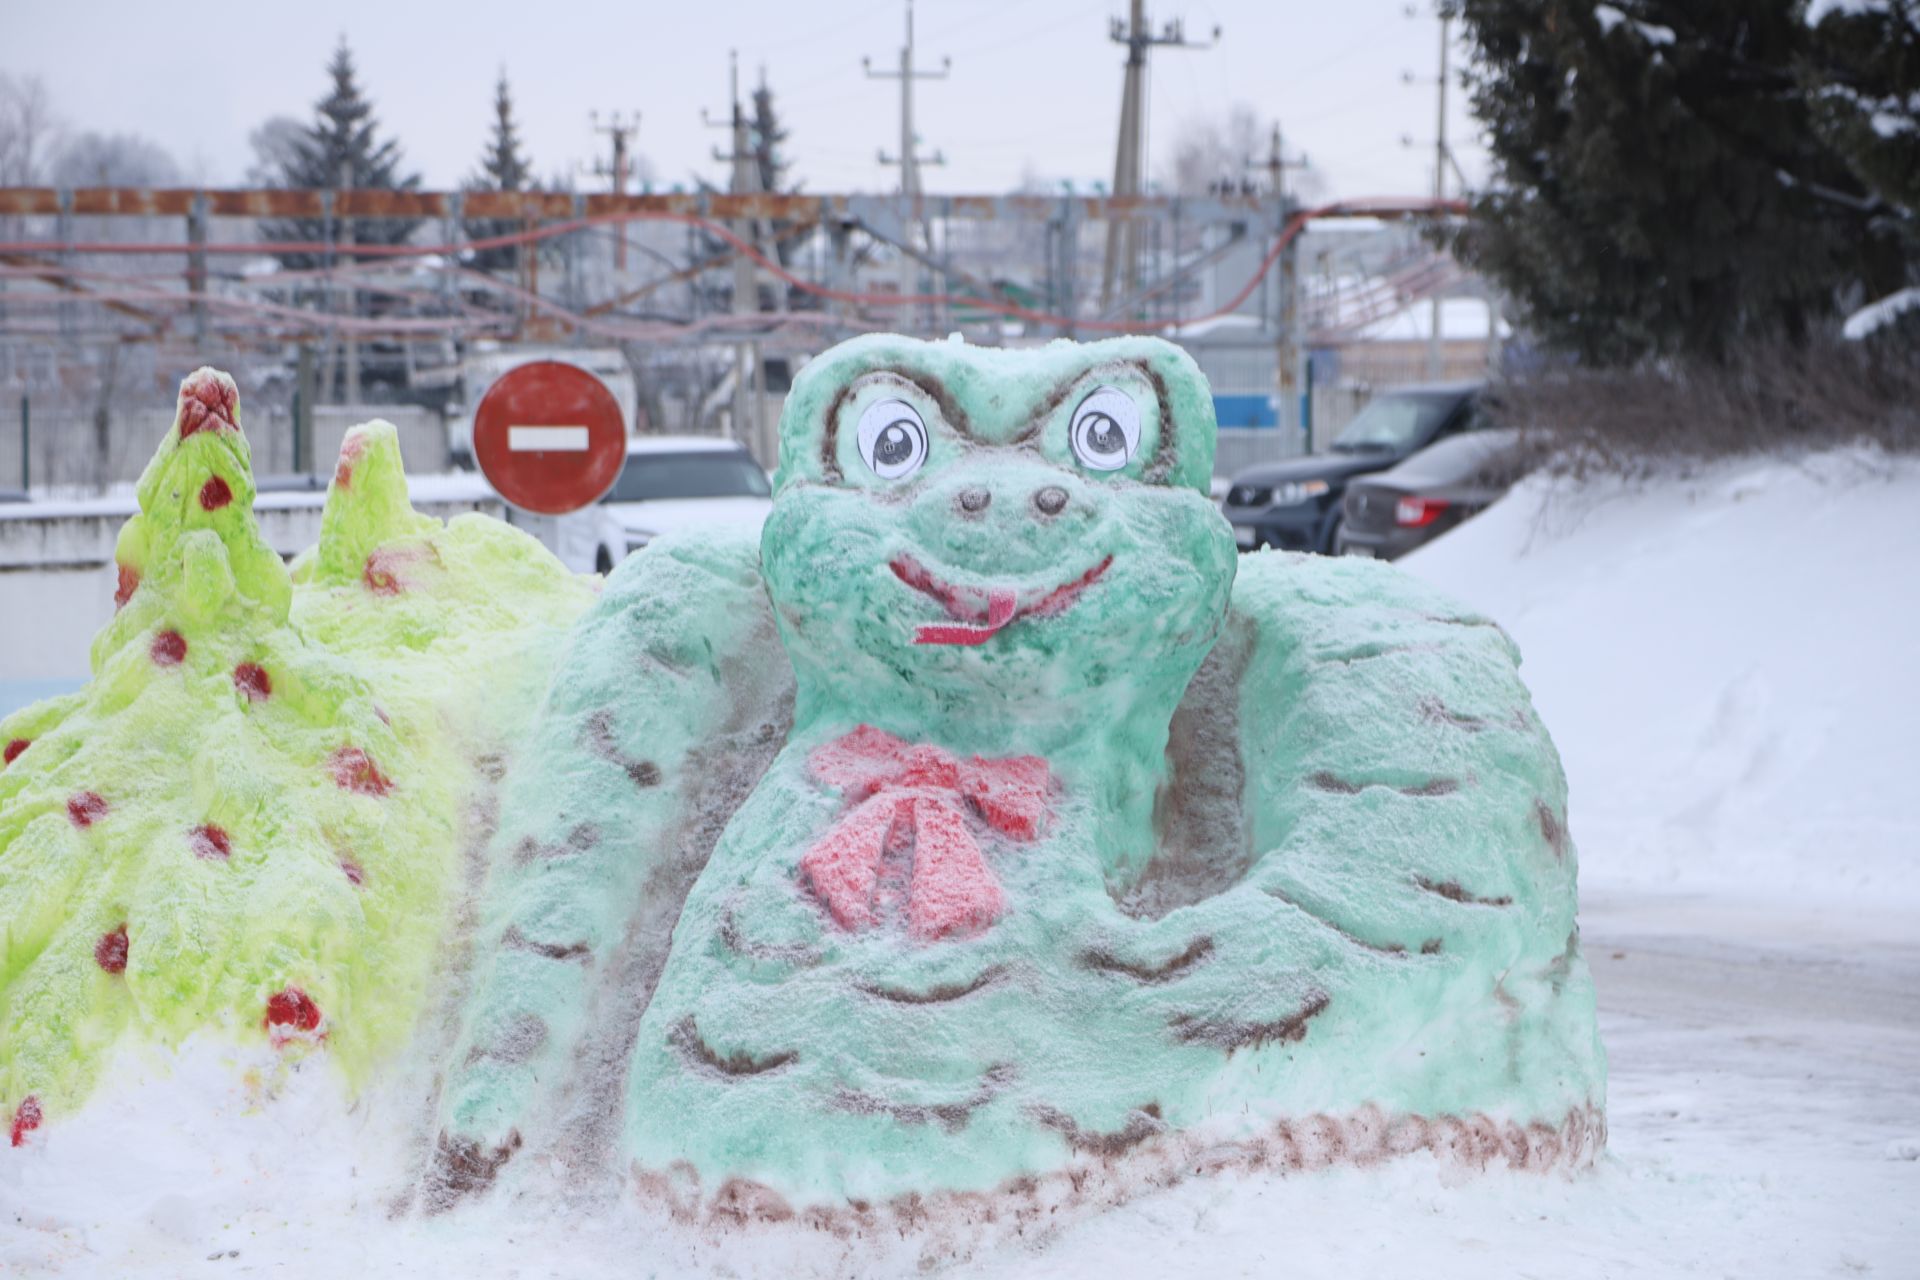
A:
[5,891,1913,1279]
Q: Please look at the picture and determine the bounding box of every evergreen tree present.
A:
[751,78,790,199]
[467,70,534,273]
[750,75,802,273]
[261,40,421,271]
[1452,0,1909,364]
[1802,0,1920,245]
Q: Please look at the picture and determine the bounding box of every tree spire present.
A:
[261,38,420,271]
[478,68,530,193]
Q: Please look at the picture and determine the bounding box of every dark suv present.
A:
[1221,382,1483,553]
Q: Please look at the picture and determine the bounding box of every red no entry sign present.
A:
[472,360,627,515]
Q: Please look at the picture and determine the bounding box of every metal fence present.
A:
[0,186,1489,494]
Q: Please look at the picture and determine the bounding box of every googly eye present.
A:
[1069,386,1141,472]
[856,399,929,480]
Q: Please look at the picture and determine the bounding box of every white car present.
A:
[575,436,773,574]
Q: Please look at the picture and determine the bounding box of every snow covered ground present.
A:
[2,447,1916,1276]
[1407,446,1919,912]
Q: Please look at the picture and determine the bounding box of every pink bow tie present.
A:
[800,725,1052,942]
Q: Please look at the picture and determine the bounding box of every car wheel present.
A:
[1320,515,1344,556]
[595,546,615,575]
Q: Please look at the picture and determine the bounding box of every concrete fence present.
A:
[0,395,449,492]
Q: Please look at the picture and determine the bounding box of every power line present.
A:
[742,0,898,58]
[943,0,1107,61]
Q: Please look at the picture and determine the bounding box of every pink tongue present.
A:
[914,589,1018,647]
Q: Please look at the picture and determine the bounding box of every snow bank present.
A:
[1596,4,1676,45]
[1805,0,1894,23]
[1403,448,1920,909]
[1843,285,1920,340]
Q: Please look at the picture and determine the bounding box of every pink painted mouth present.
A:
[889,555,1114,646]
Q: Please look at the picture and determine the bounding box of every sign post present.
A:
[472,361,627,515]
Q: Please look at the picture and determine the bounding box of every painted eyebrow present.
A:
[819,368,967,481]
[1022,360,1177,481]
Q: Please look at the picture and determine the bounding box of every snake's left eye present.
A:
[1069,387,1141,472]
[856,399,929,480]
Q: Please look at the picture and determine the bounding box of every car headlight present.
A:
[623,530,655,552]
[1275,479,1331,506]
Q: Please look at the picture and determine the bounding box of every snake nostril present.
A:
[956,487,992,514]
[1033,486,1069,516]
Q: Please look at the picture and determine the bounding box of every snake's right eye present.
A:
[1068,386,1141,473]
[856,399,929,481]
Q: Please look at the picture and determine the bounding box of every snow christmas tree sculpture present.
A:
[0,371,590,1143]
[436,335,1605,1220]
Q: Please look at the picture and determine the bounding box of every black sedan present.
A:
[1221,382,1483,553]
[1337,428,1527,560]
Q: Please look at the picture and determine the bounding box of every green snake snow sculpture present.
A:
[432,334,1605,1223]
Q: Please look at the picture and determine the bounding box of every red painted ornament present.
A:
[150,630,187,666]
[94,924,129,974]
[198,475,233,510]
[9,1096,42,1147]
[233,663,272,702]
[189,823,232,860]
[328,747,392,797]
[333,433,366,490]
[67,791,108,829]
[265,987,322,1034]
[361,548,406,596]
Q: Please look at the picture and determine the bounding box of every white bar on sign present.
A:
[508,425,590,452]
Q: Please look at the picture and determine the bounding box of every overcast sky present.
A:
[5,0,1489,200]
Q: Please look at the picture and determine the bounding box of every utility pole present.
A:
[1428,9,1451,380]
[590,110,641,272]
[338,158,357,405]
[706,52,765,454]
[705,52,762,319]
[1101,1,1217,313]
[865,0,949,331]
[1253,122,1308,211]
[1252,123,1309,445]
[754,66,790,316]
